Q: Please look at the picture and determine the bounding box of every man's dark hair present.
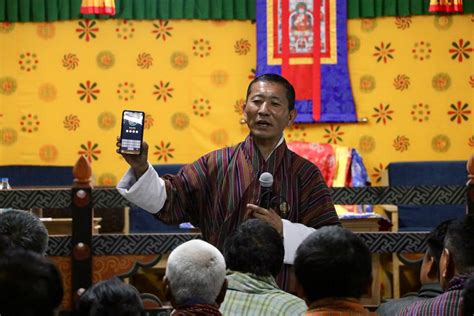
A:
[224,219,284,277]
[246,73,296,111]
[463,275,474,316]
[0,249,64,316]
[77,277,144,316]
[294,226,372,303]
[0,209,49,255]
[426,219,453,272]
[444,214,474,273]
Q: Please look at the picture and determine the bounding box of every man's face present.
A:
[243,81,296,142]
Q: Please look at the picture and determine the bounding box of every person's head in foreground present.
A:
[420,219,453,285]
[294,226,372,311]
[244,74,297,145]
[440,214,474,290]
[224,218,284,278]
[463,275,474,316]
[0,209,49,255]
[0,249,64,316]
[164,239,227,315]
[77,277,143,316]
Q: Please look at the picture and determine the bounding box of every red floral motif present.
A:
[64,115,80,131]
[153,141,175,162]
[153,81,174,102]
[62,53,79,70]
[77,81,100,103]
[78,141,101,163]
[20,114,40,133]
[192,39,211,58]
[393,74,410,91]
[449,39,473,62]
[144,114,154,129]
[234,98,246,115]
[371,163,387,184]
[468,136,474,148]
[137,53,153,69]
[152,20,173,41]
[395,17,412,30]
[76,20,98,42]
[193,98,212,117]
[248,68,256,80]
[393,135,410,152]
[412,41,432,61]
[115,20,135,40]
[323,125,344,144]
[19,52,39,72]
[373,42,395,63]
[372,103,394,125]
[448,101,471,124]
[234,39,251,55]
[469,75,474,88]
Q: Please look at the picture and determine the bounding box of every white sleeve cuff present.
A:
[282,219,317,265]
[116,162,167,214]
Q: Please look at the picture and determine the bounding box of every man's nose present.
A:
[258,102,270,115]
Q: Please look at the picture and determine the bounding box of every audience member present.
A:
[0,209,49,255]
[220,219,306,315]
[77,277,144,316]
[164,239,227,315]
[463,275,474,316]
[0,249,64,316]
[377,220,452,315]
[294,226,373,315]
[399,214,474,315]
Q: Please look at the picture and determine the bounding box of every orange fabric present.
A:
[305,298,375,316]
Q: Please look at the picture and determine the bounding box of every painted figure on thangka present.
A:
[257,0,358,123]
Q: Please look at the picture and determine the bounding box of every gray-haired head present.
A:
[165,239,226,307]
[0,209,49,255]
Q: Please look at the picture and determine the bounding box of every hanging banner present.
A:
[256,0,357,123]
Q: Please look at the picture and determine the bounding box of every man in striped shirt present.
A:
[220,219,307,315]
[398,215,474,316]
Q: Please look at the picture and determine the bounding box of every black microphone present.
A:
[258,172,274,210]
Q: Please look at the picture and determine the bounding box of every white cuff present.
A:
[116,162,167,214]
[282,219,316,265]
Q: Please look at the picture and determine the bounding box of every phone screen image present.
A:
[120,110,145,155]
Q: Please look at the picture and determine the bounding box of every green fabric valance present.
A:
[0,0,473,22]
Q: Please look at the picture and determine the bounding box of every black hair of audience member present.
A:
[246,73,296,111]
[77,277,144,316]
[0,249,64,316]
[224,218,284,278]
[0,209,49,255]
[294,226,372,303]
[463,275,474,316]
[421,219,453,281]
[443,214,474,274]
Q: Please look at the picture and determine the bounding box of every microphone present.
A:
[258,172,274,210]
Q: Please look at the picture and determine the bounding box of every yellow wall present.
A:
[0,16,472,186]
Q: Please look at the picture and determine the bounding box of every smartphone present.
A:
[119,110,145,155]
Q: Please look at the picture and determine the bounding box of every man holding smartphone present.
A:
[117,74,339,292]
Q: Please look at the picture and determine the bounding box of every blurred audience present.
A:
[77,277,143,316]
[0,209,48,255]
[377,220,452,315]
[294,226,373,315]
[399,214,474,315]
[164,239,227,315]
[220,219,306,315]
[0,249,64,316]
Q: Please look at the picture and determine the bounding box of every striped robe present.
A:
[157,135,339,291]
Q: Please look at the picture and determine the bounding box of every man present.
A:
[117,74,339,290]
[463,275,474,316]
[77,277,143,316]
[399,215,474,316]
[377,220,451,315]
[294,226,373,315]
[163,239,227,316]
[220,219,307,315]
[0,209,49,255]
[0,249,64,316]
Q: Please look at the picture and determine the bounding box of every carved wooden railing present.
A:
[0,154,472,312]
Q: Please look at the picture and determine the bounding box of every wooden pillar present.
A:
[467,153,474,215]
[71,155,93,305]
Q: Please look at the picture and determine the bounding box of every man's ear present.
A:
[216,279,228,307]
[288,109,297,126]
[440,248,455,288]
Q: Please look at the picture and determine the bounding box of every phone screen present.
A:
[120,110,145,155]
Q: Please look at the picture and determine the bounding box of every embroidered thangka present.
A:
[256,0,357,123]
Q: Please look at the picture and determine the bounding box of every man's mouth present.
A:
[256,120,271,128]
